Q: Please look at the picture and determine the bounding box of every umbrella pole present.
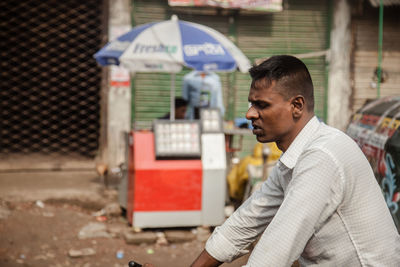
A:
[170,73,175,121]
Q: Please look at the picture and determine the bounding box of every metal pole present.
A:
[324,0,333,123]
[170,73,175,121]
[377,0,384,98]
[227,14,237,121]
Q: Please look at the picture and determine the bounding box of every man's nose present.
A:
[246,106,258,120]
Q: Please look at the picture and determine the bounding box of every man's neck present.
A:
[277,113,314,152]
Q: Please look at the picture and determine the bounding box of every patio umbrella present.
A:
[94,15,251,120]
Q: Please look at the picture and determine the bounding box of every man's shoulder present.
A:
[306,123,362,159]
[315,123,354,145]
[158,113,170,120]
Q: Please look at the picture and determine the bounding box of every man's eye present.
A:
[259,103,268,108]
[256,103,269,109]
[249,102,269,109]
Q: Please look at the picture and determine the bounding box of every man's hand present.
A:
[138,249,221,267]
[191,249,222,267]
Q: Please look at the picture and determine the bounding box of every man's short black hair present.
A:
[249,55,314,111]
[175,97,188,109]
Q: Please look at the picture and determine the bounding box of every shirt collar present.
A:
[279,116,320,169]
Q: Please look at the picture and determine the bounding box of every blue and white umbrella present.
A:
[94,15,251,73]
[94,15,251,119]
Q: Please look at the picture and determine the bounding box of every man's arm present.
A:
[245,149,344,266]
[192,167,284,264]
[191,249,222,267]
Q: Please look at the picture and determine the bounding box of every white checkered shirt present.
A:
[206,116,400,266]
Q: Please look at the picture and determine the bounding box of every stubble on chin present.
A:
[255,135,266,143]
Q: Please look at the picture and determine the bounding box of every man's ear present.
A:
[291,95,305,118]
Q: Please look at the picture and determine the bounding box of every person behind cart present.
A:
[158,97,188,120]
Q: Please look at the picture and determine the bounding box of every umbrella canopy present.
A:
[94,15,251,120]
[94,15,251,73]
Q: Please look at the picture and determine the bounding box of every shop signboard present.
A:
[168,0,283,12]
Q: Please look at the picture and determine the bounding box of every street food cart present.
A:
[125,109,227,228]
[94,15,252,228]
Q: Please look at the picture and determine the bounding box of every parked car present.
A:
[346,96,400,232]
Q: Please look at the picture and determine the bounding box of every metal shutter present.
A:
[352,5,400,112]
[0,0,105,158]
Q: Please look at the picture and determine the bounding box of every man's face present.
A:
[246,80,295,145]
[175,106,187,120]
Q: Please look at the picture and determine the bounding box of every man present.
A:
[159,97,188,120]
[190,55,400,266]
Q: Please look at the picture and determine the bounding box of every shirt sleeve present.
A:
[213,74,225,117]
[205,166,285,262]
[245,148,345,266]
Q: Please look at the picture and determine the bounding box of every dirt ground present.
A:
[0,171,249,267]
